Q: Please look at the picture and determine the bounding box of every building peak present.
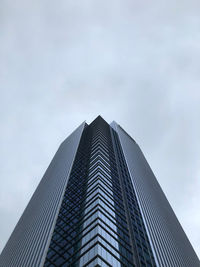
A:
[89,115,108,126]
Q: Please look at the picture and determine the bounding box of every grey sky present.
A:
[1,0,200,258]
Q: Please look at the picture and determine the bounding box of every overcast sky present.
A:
[1,0,200,258]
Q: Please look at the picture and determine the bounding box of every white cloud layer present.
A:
[0,0,200,258]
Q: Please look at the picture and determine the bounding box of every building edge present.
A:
[111,121,200,267]
[0,122,86,267]
[39,121,86,267]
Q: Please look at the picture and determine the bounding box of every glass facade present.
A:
[44,117,156,266]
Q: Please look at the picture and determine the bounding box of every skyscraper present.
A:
[0,116,199,267]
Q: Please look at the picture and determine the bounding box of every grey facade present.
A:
[111,122,200,267]
[0,116,199,267]
[0,122,86,267]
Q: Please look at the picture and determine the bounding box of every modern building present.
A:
[0,116,199,267]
